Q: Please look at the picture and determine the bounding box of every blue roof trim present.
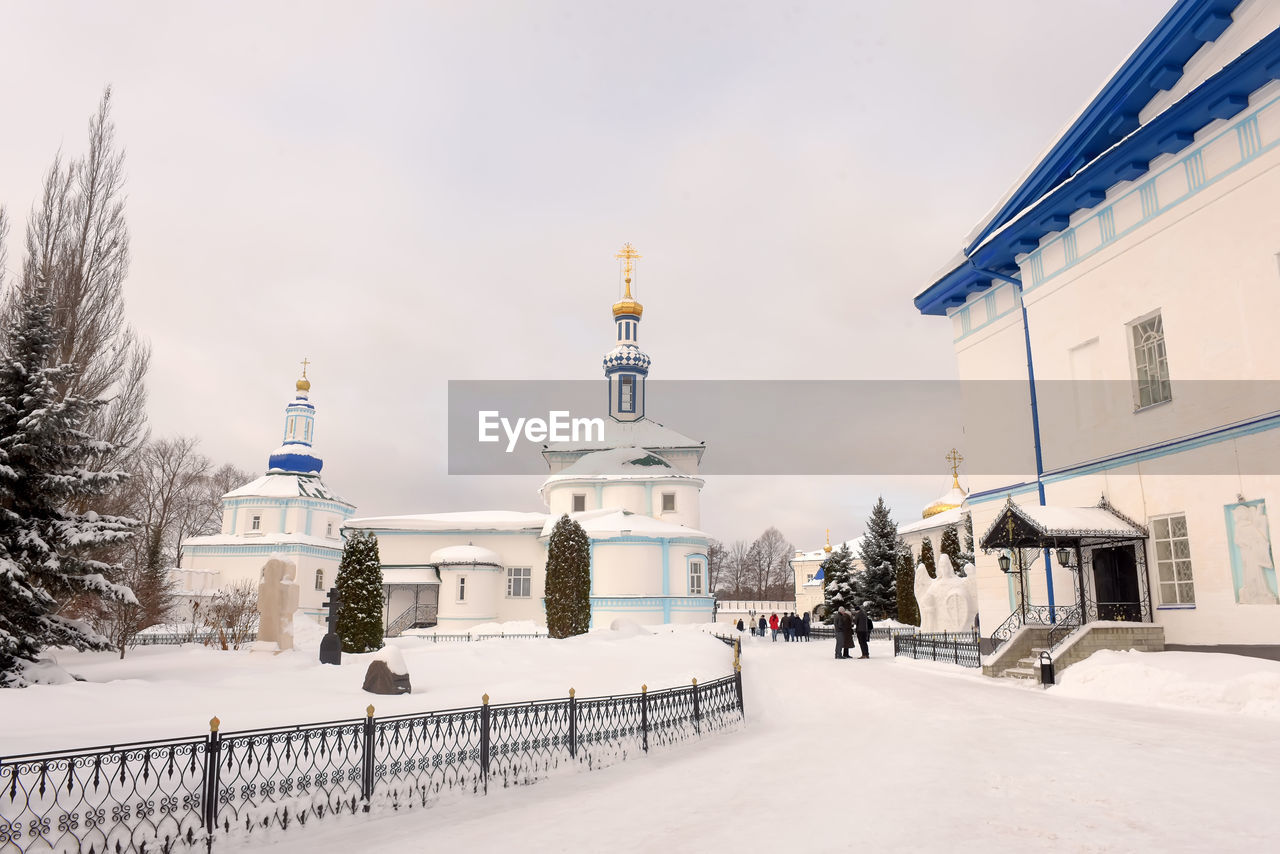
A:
[917,23,1280,316]
[965,0,1242,255]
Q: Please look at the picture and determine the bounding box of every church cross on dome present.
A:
[615,242,642,297]
[300,357,310,378]
[946,448,964,488]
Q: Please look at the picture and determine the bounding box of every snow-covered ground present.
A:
[0,618,732,755]
[5,628,1280,851]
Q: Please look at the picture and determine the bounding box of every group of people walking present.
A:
[767,611,810,642]
[832,602,873,659]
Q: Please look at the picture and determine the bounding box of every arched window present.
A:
[314,569,324,591]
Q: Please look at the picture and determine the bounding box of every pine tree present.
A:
[919,537,937,578]
[545,515,590,638]
[335,530,384,654]
[895,546,920,625]
[0,289,135,685]
[820,544,857,616]
[856,497,901,619]
[940,525,965,579]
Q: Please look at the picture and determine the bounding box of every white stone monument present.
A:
[914,554,978,633]
[251,555,300,654]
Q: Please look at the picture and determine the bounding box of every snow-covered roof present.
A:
[542,446,699,484]
[981,498,1146,548]
[541,508,708,540]
[346,510,549,533]
[428,544,504,566]
[182,532,342,550]
[224,473,352,506]
[900,505,968,536]
[793,536,863,563]
[382,566,440,584]
[542,418,703,454]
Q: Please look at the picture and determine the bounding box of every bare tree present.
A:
[8,88,150,470]
[747,527,793,600]
[208,580,258,650]
[707,540,727,596]
[721,540,752,598]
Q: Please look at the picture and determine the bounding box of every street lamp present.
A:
[997,552,1012,573]
[1056,546,1072,568]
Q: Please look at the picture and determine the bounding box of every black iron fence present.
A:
[808,626,917,641]
[0,673,743,853]
[893,632,982,668]
[131,631,258,647]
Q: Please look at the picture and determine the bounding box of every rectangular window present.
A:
[314,569,324,591]
[620,374,635,412]
[1152,513,1195,605]
[689,560,704,595]
[507,567,531,598]
[251,514,261,531]
[661,492,676,513]
[458,576,467,602]
[326,521,334,537]
[572,494,586,513]
[1130,311,1171,409]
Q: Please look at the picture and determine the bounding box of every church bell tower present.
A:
[602,243,650,422]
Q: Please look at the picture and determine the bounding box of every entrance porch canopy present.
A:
[980,497,1147,551]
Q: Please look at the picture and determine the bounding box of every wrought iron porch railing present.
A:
[892,633,982,668]
[384,604,439,638]
[0,674,743,853]
[1045,605,1083,651]
[401,632,549,643]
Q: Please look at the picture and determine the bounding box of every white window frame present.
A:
[1127,309,1172,410]
[251,514,262,531]
[620,374,635,412]
[572,493,587,513]
[661,492,676,513]
[1151,512,1195,606]
[314,569,324,591]
[688,560,704,595]
[507,566,531,598]
[457,576,467,602]
[326,521,334,537]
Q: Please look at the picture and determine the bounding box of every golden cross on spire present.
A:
[615,243,642,298]
[300,357,311,379]
[946,448,964,488]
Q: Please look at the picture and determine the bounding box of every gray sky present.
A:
[0,0,1174,548]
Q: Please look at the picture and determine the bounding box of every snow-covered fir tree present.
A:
[960,515,975,573]
[0,289,135,686]
[820,544,857,616]
[940,525,966,579]
[919,536,937,578]
[335,530,384,654]
[544,514,590,638]
[856,497,902,619]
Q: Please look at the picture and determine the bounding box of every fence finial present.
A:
[569,687,575,699]
[482,693,490,705]
[210,716,220,733]
[366,705,375,718]
[691,677,697,687]
[642,684,647,693]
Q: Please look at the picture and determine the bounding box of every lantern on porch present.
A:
[997,551,1013,573]
[1056,546,1073,568]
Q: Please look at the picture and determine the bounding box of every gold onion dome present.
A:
[296,358,311,393]
[612,243,644,318]
[923,448,967,519]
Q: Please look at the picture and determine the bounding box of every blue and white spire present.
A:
[603,243,649,422]
[267,361,324,475]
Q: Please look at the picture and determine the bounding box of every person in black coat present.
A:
[758,615,767,636]
[736,618,745,633]
[853,602,873,659]
[801,611,811,642]
[833,607,853,659]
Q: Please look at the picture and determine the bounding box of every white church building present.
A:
[175,370,356,622]
[345,245,716,632]
[914,0,1280,658]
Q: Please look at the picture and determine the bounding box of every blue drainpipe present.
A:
[973,265,1055,620]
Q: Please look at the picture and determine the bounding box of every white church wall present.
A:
[436,566,502,626]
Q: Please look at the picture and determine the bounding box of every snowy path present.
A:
[245,636,1280,853]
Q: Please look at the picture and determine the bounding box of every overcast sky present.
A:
[0,0,1174,548]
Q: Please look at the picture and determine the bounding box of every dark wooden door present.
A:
[1092,546,1141,622]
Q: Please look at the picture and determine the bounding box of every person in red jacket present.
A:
[768,612,780,642]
